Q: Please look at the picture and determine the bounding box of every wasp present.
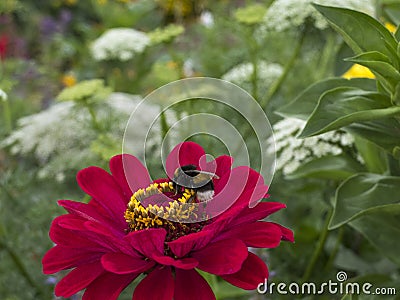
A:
[172,164,219,202]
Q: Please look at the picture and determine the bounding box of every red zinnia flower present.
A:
[42,141,293,299]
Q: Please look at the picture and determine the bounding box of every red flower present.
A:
[42,142,293,299]
[0,34,8,60]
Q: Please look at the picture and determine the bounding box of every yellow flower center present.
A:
[124,182,207,241]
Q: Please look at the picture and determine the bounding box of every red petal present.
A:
[191,239,247,275]
[165,141,206,179]
[155,256,198,270]
[82,272,138,300]
[167,229,214,257]
[210,155,233,179]
[174,269,216,300]
[230,202,287,227]
[133,267,174,300]
[52,215,127,253]
[55,261,104,297]
[77,166,126,228]
[101,252,155,274]
[110,154,151,199]
[216,222,284,248]
[49,216,106,251]
[271,222,294,242]
[221,252,268,290]
[206,167,268,218]
[124,229,196,268]
[58,200,122,233]
[124,228,166,259]
[42,245,102,274]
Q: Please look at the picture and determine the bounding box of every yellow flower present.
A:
[342,64,375,79]
[64,0,77,5]
[157,0,192,17]
[385,22,397,33]
[61,74,77,87]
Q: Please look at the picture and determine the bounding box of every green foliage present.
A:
[299,87,399,138]
[148,24,184,45]
[296,4,400,276]
[234,4,267,25]
[56,79,112,104]
[286,155,364,180]
[2,0,400,299]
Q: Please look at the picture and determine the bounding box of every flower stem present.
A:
[301,207,333,283]
[0,239,47,297]
[324,226,344,272]
[259,30,306,109]
[87,104,102,132]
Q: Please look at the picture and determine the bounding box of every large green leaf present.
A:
[347,119,400,157]
[353,136,388,174]
[277,78,376,120]
[346,51,400,91]
[299,87,400,137]
[349,204,400,266]
[329,173,400,229]
[287,155,364,180]
[313,4,398,63]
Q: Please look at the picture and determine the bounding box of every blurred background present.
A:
[1,0,400,299]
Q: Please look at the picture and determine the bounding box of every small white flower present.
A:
[268,118,357,175]
[199,11,214,28]
[91,28,150,61]
[259,0,375,33]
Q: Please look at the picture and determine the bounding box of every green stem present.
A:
[259,30,306,109]
[324,226,344,271]
[315,32,337,79]
[87,104,102,132]
[250,52,259,101]
[0,239,47,297]
[2,98,12,134]
[301,207,333,283]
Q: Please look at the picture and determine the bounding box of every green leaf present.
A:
[299,87,400,138]
[334,42,355,76]
[347,119,400,157]
[349,204,400,266]
[353,136,388,174]
[329,173,400,229]
[313,4,398,62]
[287,155,364,180]
[277,78,376,120]
[346,51,400,91]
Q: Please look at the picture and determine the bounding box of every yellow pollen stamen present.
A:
[124,182,205,239]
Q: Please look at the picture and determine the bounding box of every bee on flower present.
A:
[42,141,293,299]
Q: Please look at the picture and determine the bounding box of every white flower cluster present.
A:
[261,0,375,32]
[268,118,355,175]
[91,28,150,61]
[222,61,283,91]
[1,93,175,181]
